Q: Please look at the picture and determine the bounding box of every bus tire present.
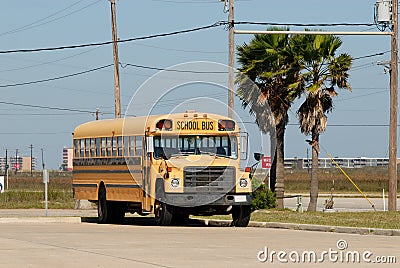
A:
[109,202,125,224]
[154,181,173,226]
[172,210,190,225]
[231,205,251,227]
[98,185,111,224]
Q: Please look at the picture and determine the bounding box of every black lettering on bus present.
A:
[202,121,214,130]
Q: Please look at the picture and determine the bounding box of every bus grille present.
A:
[183,166,235,193]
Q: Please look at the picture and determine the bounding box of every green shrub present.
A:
[251,183,276,211]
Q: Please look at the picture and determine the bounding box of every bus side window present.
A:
[95,138,100,157]
[74,139,79,158]
[80,139,85,158]
[129,136,135,156]
[124,136,130,156]
[101,138,107,157]
[112,137,117,156]
[90,138,95,157]
[85,139,90,158]
[136,136,143,156]
[117,136,123,156]
[107,138,112,157]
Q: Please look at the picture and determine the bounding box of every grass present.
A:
[0,172,74,209]
[254,167,400,194]
[203,210,400,230]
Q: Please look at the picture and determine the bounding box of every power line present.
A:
[0,131,71,135]
[335,89,388,102]
[352,50,391,60]
[0,64,113,88]
[121,63,228,73]
[0,0,101,37]
[0,46,101,73]
[243,122,399,127]
[0,22,226,54]
[0,48,386,90]
[151,0,220,3]
[121,49,390,74]
[235,21,376,27]
[151,0,253,3]
[0,113,85,116]
[129,42,225,54]
[0,100,102,114]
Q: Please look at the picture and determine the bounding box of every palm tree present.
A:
[236,27,304,208]
[294,33,352,211]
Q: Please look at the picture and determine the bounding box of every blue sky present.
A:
[0,0,393,169]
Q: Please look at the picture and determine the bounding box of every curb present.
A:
[193,219,400,236]
[0,217,82,224]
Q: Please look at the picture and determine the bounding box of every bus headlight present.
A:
[239,178,248,188]
[170,178,180,188]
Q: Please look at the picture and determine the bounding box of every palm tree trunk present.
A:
[275,121,285,209]
[307,132,319,212]
[268,133,277,192]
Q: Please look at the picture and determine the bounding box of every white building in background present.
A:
[61,147,73,171]
[283,157,393,169]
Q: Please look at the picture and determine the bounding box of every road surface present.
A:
[0,219,398,268]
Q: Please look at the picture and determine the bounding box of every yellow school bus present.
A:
[72,111,252,226]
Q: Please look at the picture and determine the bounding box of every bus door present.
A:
[142,135,153,212]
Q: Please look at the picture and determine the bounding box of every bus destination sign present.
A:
[176,120,215,131]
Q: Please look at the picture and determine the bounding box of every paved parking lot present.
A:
[0,219,399,268]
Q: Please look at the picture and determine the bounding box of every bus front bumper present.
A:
[164,193,251,207]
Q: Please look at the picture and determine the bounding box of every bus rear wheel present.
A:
[98,186,125,224]
[98,186,110,224]
[231,205,251,227]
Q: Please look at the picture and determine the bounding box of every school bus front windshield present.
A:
[153,135,238,159]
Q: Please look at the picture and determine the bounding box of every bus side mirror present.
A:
[254,152,263,162]
[146,136,154,153]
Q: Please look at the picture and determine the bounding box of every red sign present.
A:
[262,156,271,169]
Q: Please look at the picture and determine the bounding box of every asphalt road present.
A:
[0,219,399,268]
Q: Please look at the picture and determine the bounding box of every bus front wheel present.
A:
[231,205,251,227]
[154,181,173,226]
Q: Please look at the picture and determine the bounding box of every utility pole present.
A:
[228,0,235,119]
[29,144,34,176]
[110,0,121,118]
[95,108,100,120]
[389,0,398,211]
